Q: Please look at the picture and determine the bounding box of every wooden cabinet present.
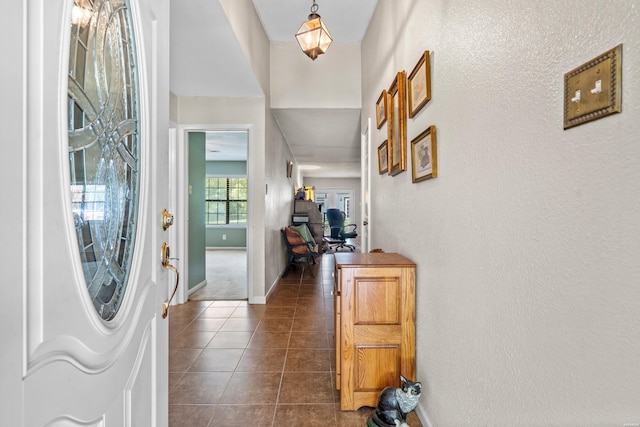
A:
[333,252,416,410]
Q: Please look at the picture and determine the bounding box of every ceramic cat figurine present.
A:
[367,375,422,427]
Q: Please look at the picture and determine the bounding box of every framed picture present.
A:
[286,160,293,178]
[411,125,437,183]
[375,90,388,129]
[377,140,389,174]
[408,51,431,118]
[387,71,407,176]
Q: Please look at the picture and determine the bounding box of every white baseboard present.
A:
[415,402,434,427]
[248,272,280,305]
[249,295,266,304]
[188,279,207,296]
[206,246,247,250]
[267,271,282,298]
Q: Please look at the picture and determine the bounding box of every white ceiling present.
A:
[170,0,378,178]
[205,130,248,161]
[251,0,377,43]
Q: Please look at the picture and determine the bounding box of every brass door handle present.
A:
[161,242,180,319]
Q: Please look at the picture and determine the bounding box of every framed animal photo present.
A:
[376,90,388,129]
[411,125,437,182]
[378,140,388,174]
[408,51,432,118]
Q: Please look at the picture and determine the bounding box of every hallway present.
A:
[168,253,421,426]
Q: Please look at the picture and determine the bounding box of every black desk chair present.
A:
[326,208,357,251]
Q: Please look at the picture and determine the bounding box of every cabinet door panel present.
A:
[355,277,401,324]
[355,345,400,391]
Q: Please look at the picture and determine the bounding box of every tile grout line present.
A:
[268,271,302,426]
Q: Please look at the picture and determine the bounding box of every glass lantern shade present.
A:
[295,14,333,60]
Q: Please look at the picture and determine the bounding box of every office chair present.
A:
[325,208,357,251]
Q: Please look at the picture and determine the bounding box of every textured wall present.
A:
[270,42,362,109]
[263,113,296,293]
[362,1,640,425]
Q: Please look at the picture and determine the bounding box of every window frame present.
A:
[205,175,248,226]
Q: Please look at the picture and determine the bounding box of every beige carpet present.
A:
[189,249,247,300]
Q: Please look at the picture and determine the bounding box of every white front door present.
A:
[2,0,170,425]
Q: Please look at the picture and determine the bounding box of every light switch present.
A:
[564,45,622,129]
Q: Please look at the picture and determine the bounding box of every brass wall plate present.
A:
[564,45,622,129]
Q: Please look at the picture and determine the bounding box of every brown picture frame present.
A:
[377,140,389,174]
[387,71,407,176]
[375,90,388,129]
[411,125,437,183]
[408,51,432,118]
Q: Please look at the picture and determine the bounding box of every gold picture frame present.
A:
[377,140,389,174]
[387,71,407,176]
[411,125,437,183]
[408,51,432,118]
[375,90,388,129]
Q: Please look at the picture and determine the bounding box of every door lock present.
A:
[161,209,174,230]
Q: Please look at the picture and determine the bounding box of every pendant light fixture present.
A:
[295,0,333,60]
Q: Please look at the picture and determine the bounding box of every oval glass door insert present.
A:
[67,0,141,321]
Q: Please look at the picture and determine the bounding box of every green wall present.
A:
[206,160,246,176]
[206,227,246,247]
[188,132,206,290]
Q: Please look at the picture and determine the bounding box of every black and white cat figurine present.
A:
[367,375,422,427]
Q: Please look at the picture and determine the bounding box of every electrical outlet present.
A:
[222,234,227,240]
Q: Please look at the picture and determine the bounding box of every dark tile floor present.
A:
[168,253,422,426]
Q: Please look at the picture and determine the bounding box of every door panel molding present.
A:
[45,415,105,427]
[26,278,156,375]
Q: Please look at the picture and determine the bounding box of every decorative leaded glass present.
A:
[67,0,140,321]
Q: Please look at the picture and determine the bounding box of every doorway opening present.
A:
[314,187,356,233]
[186,129,249,301]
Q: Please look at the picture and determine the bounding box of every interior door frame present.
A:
[174,124,253,305]
[361,117,372,253]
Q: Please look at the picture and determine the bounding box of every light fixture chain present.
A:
[310,0,318,14]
